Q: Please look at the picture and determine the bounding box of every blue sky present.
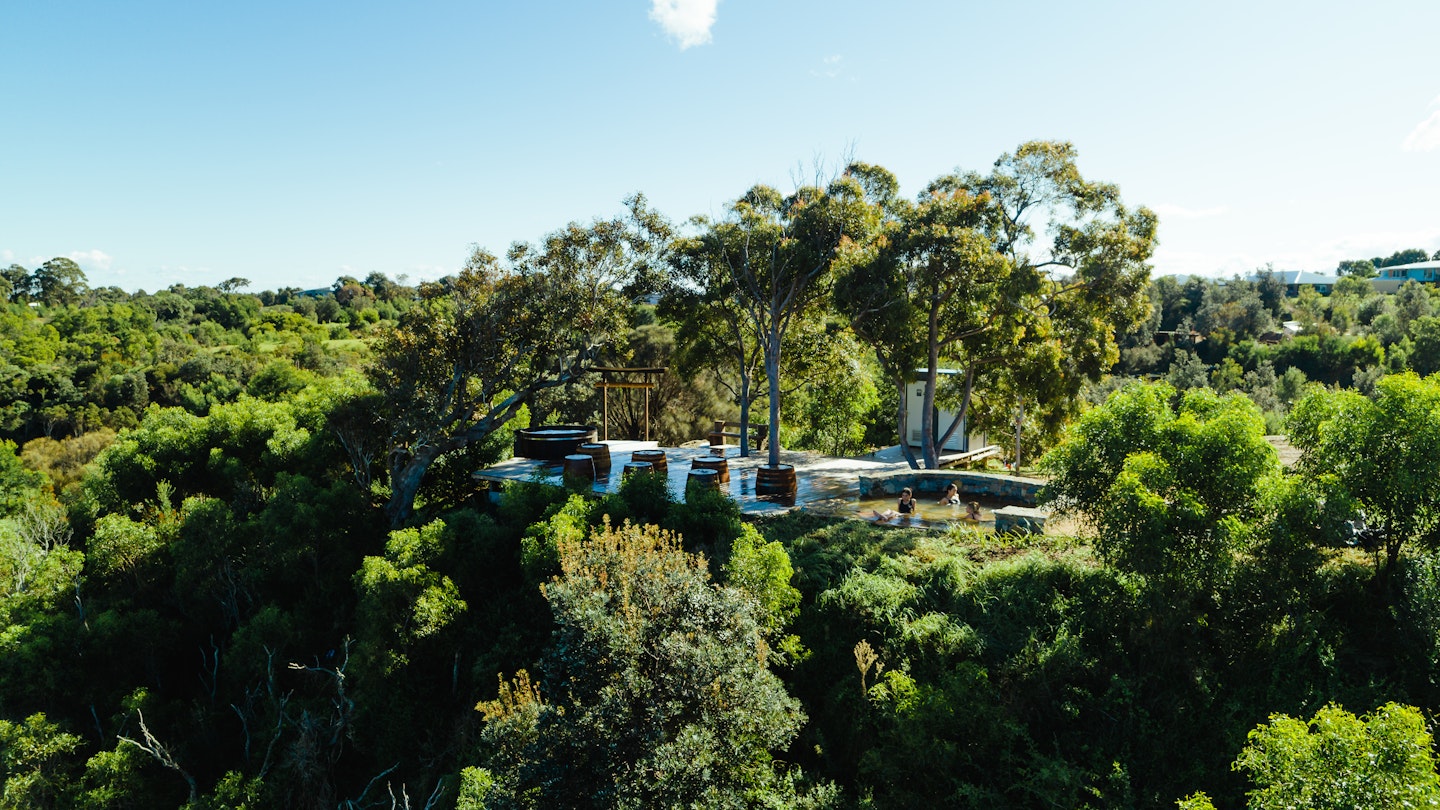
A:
[3,1,1438,293]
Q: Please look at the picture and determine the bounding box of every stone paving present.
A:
[472,441,905,517]
[474,442,1053,525]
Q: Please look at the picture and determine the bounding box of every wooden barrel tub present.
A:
[686,467,721,496]
[630,449,668,476]
[514,425,597,461]
[563,453,595,481]
[689,456,729,484]
[755,464,797,496]
[622,461,655,479]
[577,443,611,474]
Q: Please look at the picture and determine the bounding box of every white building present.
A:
[904,369,985,452]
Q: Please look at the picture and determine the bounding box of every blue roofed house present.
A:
[1251,270,1338,296]
[1371,260,1440,293]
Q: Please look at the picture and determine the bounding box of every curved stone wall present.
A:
[858,470,1045,506]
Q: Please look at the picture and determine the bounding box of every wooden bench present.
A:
[937,445,1001,468]
[707,420,768,451]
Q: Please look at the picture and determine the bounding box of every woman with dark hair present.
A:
[872,487,916,521]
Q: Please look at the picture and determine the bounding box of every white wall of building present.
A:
[904,378,976,452]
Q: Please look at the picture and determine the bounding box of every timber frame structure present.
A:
[591,366,666,441]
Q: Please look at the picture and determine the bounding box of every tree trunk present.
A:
[935,367,976,453]
[765,328,783,469]
[738,365,753,458]
[921,307,942,468]
[896,378,919,469]
[385,444,444,529]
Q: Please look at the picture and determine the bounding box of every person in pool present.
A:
[938,482,961,505]
[872,487,916,521]
[965,501,982,521]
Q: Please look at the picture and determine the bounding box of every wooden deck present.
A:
[473,442,906,517]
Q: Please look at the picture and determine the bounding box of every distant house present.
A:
[1253,270,1338,296]
[1258,320,1303,345]
[1370,260,1440,293]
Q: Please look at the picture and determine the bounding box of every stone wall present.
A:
[858,470,1045,505]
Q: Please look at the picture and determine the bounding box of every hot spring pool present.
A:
[854,494,1012,529]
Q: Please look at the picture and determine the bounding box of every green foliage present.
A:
[783,327,882,457]
[1289,372,1440,570]
[1232,702,1440,809]
[1041,383,1279,593]
[33,258,88,307]
[595,466,672,527]
[520,494,593,584]
[87,513,162,582]
[1176,792,1218,810]
[455,766,497,809]
[1409,316,1440,376]
[724,524,801,637]
[1396,551,1440,697]
[76,743,147,810]
[356,520,469,677]
[1166,350,1209,390]
[476,520,813,808]
[0,440,46,518]
[244,359,310,401]
[0,713,82,809]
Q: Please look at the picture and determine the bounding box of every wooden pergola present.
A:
[591,366,666,441]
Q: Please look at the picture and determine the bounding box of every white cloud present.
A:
[810,54,842,79]
[1402,97,1440,152]
[406,263,453,280]
[650,0,718,49]
[68,249,113,271]
[1,250,13,264]
[1149,247,1257,279]
[1151,226,1440,279]
[1151,203,1229,221]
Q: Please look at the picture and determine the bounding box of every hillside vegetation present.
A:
[5,189,1440,807]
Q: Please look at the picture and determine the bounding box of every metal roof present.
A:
[1379,260,1440,272]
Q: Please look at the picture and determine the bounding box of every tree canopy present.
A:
[1288,372,1440,572]
[1041,382,1280,594]
[472,519,816,808]
[373,197,669,526]
[840,141,1156,468]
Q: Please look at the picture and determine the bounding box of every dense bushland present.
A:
[7,198,1440,807]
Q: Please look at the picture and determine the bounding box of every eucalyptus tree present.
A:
[373,197,669,527]
[659,267,765,455]
[832,163,927,466]
[840,142,1156,468]
[668,175,875,469]
[32,258,88,307]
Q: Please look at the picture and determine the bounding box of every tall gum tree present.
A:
[831,162,926,467]
[840,142,1156,468]
[373,197,669,527]
[659,260,765,456]
[669,175,876,468]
